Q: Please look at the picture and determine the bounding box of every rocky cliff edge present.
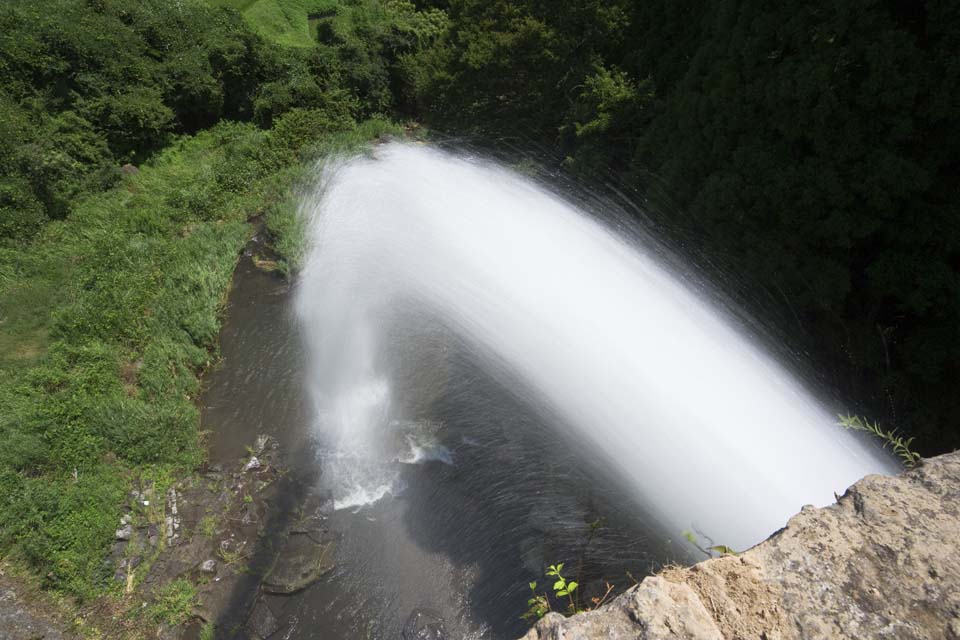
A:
[522,451,960,640]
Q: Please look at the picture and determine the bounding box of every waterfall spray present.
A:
[296,143,895,550]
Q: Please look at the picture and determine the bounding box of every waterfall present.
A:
[295,143,895,550]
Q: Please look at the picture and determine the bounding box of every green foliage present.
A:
[521,563,580,621]
[308,0,449,116]
[237,0,338,48]
[269,107,357,156]
[79,87,175,159]
[199,515,218,538]
[408,0,960,455]
[547,563,579,599]
[199,621,216,640]
[838,415,921,468]
[0,0,278,242]
[682,530,740,559]
[148,579,197,625]
[0,121,313,598]
[522,561,614,623]
[521,581,550,621]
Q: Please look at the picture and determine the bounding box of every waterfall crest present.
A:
[296,143,895,550]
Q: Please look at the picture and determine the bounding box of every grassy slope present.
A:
[0,122,289,598]
[0,114,403,604]
[209,0,337,47]
[262,117,406,266]
[0,0,406,608]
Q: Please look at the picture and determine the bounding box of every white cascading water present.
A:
[296,143,896,551]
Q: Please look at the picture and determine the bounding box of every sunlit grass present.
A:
[209,0,338,47]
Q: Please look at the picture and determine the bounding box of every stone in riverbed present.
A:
[115,524,134,541]
[261,533,336,595]
[244,456,261,472]
[247,600,280,639]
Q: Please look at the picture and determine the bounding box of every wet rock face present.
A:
[521,451,960,640]
[403,608,448,640]
[261,533,336,595]
[248,600,280,639]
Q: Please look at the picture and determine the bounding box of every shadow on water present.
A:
[391,347,680,638]
[202,239,679,640]
[201,141,895,639]
[199,233,320,638]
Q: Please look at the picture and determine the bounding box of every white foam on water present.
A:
[399,434,454,466]
[332,482,397,511]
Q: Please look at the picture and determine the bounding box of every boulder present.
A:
[261,533,335,595]
[521,451,960,640]
[247,600,280,639]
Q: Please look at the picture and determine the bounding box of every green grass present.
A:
[0,111,399,602]
[208,0,259,10]
[199,514,217,537]
[263,116,405,271]
[0,122,264,597]
[209,0,338,47]
[148,579,197,625]
[199,621,216,640]
[0,120,291,598]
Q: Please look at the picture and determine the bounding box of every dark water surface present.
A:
[202,241,677,640]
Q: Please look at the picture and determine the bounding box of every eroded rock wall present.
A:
[522,451,960,640]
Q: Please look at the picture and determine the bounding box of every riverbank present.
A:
[0,115,402,636]
[522,450,960,640]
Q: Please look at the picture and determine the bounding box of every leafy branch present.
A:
[682,529,740,559]
[837,414,920,467]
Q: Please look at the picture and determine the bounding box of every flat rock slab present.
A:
[248,600,281,639]
[0,581,69,640]
[262,533,336,595]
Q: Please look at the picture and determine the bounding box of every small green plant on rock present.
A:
[837,415,921,467]
[522,518,616,623]
[522,582,551,621]
[682,529,740,559]
[547,563,579,608]
[522,562,614,622]
[523,563,577,620]
[218,540,249,566]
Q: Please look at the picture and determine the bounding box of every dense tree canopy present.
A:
[405,0,960,455]
[2,0,957,452]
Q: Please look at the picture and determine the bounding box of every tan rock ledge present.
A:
[521,451,960,640]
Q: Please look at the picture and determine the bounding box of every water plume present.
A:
[296,143,895,550]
